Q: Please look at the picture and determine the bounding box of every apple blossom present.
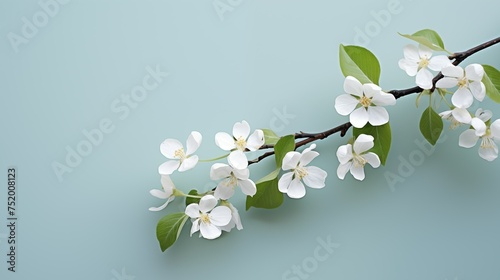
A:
[148,175,177,211]
[158,131,202,175]
[336,134,380,181]
[185,195,232,240]
[436,64,485,109]
[210,162,257,200]
[459,112,500,161]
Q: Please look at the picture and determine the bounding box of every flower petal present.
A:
[286,178,306,199]
[158,160,180,175]
[337,162,351,180]
[247,129,265,151]
[150,189,169,199]
[428,55,451,71]
[353,134,374,154]
[350,107,369,128]
[416,68,434,89]
[233,120,250,139]
[363,152,381,168]
[441,65,463,78]
[232,167,249,180]
[451,108,471,124]
[185,204,201,218]
[469,81,485,102]
[436,77,459,89]
[200,222,222,240]
[186,131,202,156]
[238,179,257,196]
[209,206,232,226]
[299,150,319,167]
[398,58,418,76]
[335,94,359,116]
[362,83,381,99]
[418,44,432,60]
[371,91,396,106]
[278,172,293,193]
[214,181,235,200]
[228,150,248,170]
[343,76,364,97]
[470,118,487,136]
[476,108,492,123]
[215,132,236,151]
[350,165,365,181]
[491,119,500,140]
[178,155,198,172]
[303,166,327,189]
[190,219,200,236]
[198,195,217,213]
[458,129,479,148]
[451,87,473,109]
[160,175,175,194]
[210,163,232,180]
[282,151,301,170]
[367,106,389,126]
[148,197,174,212]
[336,144,353,164]
[465,64,484,82]
[160,139,183,159]
[478,142,498,161]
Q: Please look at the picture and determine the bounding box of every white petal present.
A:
[353,134,375,154]
[215,132,236,151]
[478,143,498,162]
[190,219,200,236]
[418,44,433,60]
[303,166,327,189]
[336,144,353,164]
[303,143,317,154]
[441,65,463,78]
[428,55,452,71]
[451,108,471,124]
[186,131,202,156]
[490,119,500,140]
[299,150,319,167]
[436,77,459,89]
[233,120,250,139]
[246,129,265,151]
[335,94,359,116]
[350,107,369,128]
[286,178,306,199]
[150,189,169,199]
[200,222,222,240]
[403,44,420,62]
[439,110,452,119]
[465,64,484,82]
[214,182,235,200]
[363,152,381,168]
[238,179,257,196]
[185,204,201,218]
[209,206,232,226]
[230,205,243,230]
[160,175,175,194]
[350,165,365,181]
[336,162,351,180]
[278,172,293,193]
[459,129,479,148]
[371,91,396,106]
[148,197,174,212]
[476,108,492,123]
[416,68,434,89]
[282,151,301,170]
[398,58,418,76]
[228,150,248,170]
[210,163,232,180]
[232,167,249,180]
[198,195,218,213]
[343,76,364,97]
[367,106,389,126]
[470,118,487,136]
[178,156,198,172]
[469,81,485,102]
[160,139,183,159]
[362,84,381,99]
[158,160,180,175]
[451,87,473,109]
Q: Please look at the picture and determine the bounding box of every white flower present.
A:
[436,64,485,109]
[398,44,451,89]
[158,131,202,175]
[215,120,264,170]
[336,134,381,181]
[219,201,243,232]
[335,76,396,128]
[210,163,257,200]
[459,113,500,161]
[148,175,176,211]
[185,195,232,240]
[278,144,328,199]
[439,108,471,126]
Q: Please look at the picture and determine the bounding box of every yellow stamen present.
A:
[359,96,372,108]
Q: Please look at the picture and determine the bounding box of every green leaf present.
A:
[156,212,189,252]
[419,106,443,145]
[246,177,283,210]
[353,123,391,165]
[339,44,381,84]
[483,64,500,103]
[185,189,201,206]
[261,129,280,145]
[255,168,280,185]
[274,135,295,168]
[399,29,449,53]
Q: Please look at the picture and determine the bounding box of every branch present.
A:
[248,36,500,166]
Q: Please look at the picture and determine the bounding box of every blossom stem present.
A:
[199,153,230,162]
[248,36,500,166]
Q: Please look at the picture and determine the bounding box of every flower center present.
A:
[457,77,468,88]
[223,173,238,187]
[174,148,186,161]
[235,137,247,151]
[294,166,308,180]
[359,96,372,108]
[418,57,430,69]
[200,213,211,224]
[481,130,495,149]
[353,154,367,167]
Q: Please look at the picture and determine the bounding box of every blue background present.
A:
[1,0,499,279]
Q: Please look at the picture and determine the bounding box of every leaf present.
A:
[156,212,189,252]
[399,29,449,53]
[483,64,500,103]
[353,123,391,165]
[419,106,443,145]
[255,168,280,185]
[246,177,283,210]
[274,135,295,168]
[185,189,201,206]
[261,129,280,145]
[339,44,381,84]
